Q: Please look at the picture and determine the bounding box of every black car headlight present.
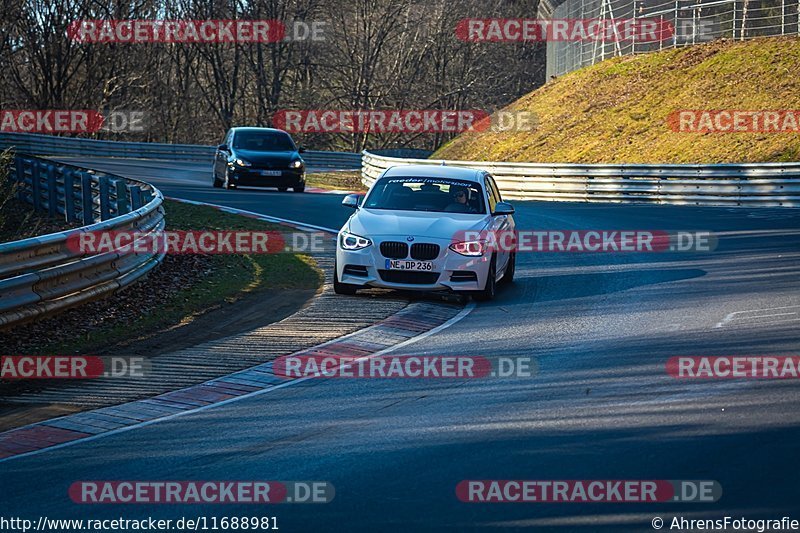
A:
[233,158,251,167]
[290,159,304,169]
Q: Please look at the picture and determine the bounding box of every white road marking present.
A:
[714,305,800,328]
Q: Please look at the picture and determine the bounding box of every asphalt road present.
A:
[2,158,799,532]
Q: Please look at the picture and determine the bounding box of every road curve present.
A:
[2,157,799,531]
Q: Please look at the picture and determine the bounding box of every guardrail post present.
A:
[46,164,57,217]
[130,185,143,210]
[80,172,95,225]
[114,179,130,215]
[30,160,41,211]
[99,177,111,220]
[63,169,77,222]
[14,157,26,201]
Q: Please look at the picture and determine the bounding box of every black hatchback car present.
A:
[212,127,306,192]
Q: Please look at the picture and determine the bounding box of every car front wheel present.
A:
[212,170,223,188]
[500,252,515,285]
[333,261,359,295]
[473,255,496,301]
[223,169,237,190]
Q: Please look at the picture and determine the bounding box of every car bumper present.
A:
[335,242,491,292]
[229,168,305,187]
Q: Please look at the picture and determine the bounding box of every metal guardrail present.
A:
[0,132,362,170]
[361,151,800,207]
[0,153,166,329]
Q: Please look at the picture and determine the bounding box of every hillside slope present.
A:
[434,38,800,164]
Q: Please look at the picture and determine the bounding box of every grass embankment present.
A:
[0,199,323,355]
[306,171,365,192]
[434,37,800,164]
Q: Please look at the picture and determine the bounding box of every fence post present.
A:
[63,169,77,222]
[782,0,786,34]
[114,179,130,215]
[99,177,111,220]
[81,172,94,225]
[674,0,680,46]
[46,164,57,217]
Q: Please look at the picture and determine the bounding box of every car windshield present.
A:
[364,176,486,214]
[232,131,295,152]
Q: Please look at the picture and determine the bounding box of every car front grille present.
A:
[378,270,440,285]
[380,241,409,259]
[410,243,440,260]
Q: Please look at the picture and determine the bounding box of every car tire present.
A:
[223,170,237,190]
[333,262,359,295]
[212,171,223,188]
[473,255,496,301]
[278,187,288,192]
[293,183,306,193]
[500,252,515,285]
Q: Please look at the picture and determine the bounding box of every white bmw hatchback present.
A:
[334,165,516,301]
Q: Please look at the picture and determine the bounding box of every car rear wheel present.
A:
[293,183,305,193]
[333,261,359,295]
[473,255,496,301]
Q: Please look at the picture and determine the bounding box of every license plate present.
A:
[385,259,434,271]
[260,170,282,176]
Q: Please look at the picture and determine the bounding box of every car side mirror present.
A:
[298,146,306,153]
[217,144,228,152]
[493,202,515,216]
[342,194,361,209]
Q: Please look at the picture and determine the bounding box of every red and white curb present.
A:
[0,302,473,462]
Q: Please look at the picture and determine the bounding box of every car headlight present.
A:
[290,159,304,169]
[233,158,251,167]
[449,240,486,256]
[339,231,372,250]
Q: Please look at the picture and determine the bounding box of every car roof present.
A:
[231,127,290,135]
[382,164,484,183]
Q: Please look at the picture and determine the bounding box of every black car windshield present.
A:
[233,131,296,152]
[364,176,486,214]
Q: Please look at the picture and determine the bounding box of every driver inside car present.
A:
[444,186,475,213]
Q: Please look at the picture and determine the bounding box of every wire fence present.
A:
[545,0,799,77]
